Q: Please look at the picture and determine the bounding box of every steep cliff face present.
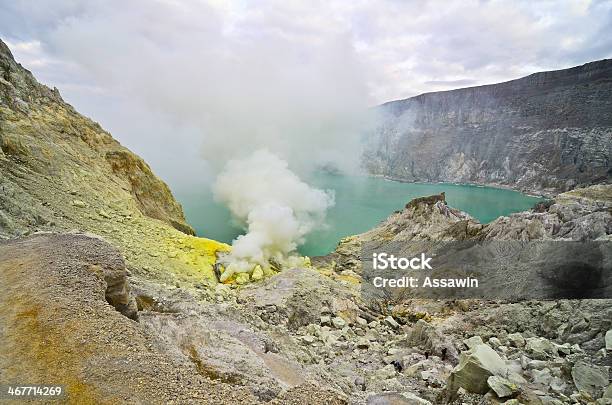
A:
[0,38,229,286]
[365,60,612,195]
[0,39,193,236]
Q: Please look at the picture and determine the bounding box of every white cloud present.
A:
[1,0,610,185]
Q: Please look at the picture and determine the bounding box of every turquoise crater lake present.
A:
[176,174,542,257]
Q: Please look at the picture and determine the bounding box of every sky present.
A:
[1,0,611,188]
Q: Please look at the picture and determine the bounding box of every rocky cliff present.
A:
[365,60,612,195]
[0,39,232,286]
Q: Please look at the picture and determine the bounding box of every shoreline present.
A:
[370,174,556,199]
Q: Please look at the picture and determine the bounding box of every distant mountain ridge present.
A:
[365,59,612,195]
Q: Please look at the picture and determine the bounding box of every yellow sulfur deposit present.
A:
[158,233,230,283]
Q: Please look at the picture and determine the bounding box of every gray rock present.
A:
[320,315,332,326]
[354,376,366,391]
[489,337,502,349]
[507,333,526,348]
[464,336,484,350]
[532,368,553,387]
[356,338,370,349]
[606,330,612,351]
[384,316,400,329]
[549,377,567,394]
[375,364,397,380]
[401,392,432,404]
[448,343,508,394]
[301,335,315,344]
[367,392,430,405]
[525,337,556,360]
[571,360,609,397]
[405,319,458,361]
[604,383,612,399]
[488,375,519,398]
[332,316,347,329]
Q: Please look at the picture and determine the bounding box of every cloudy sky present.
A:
[1,0,611,186]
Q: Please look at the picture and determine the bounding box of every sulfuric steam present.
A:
[213,149,334,281]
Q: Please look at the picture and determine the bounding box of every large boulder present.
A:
[571,361,609,398]
[447,343,509,394]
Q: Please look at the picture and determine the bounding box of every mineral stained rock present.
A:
[0,38,231,286]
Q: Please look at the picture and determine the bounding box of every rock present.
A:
[400,392,431,404]
[464,336,484,350]
[549,377,567,394]
[367,392,430,405]
[532,368,553,387]
[488,375,519,398]
[604,383,612,399]
[98,209,112,219]
[354,376,366,391]
[403,359,427,378]
[405,319,459,362]
[554,342,571,356]
[235,272,250,285]
[489,337,502,349]
[507,333,526,348]
[448,343,508,394]
[332,317,347,329]
[356,317,368,327]
[374,364,397,380]
[525,337,555,360]
[320,315,332,326]
[570,343,583,353]
[72,199,87,208]
[571,360,609,397]
[606,330,612,351]
[251,265,264,281]
[356,338,370,349]
[301,335,315,345]
[501,400,520,405]
[384,316,400,329]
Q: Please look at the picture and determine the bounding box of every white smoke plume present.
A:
[213,149,334,279]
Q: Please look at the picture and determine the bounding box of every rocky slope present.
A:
[364,60,612,195]
[0,38,230,287]
[3,191,609,404]
[314,185,611,403]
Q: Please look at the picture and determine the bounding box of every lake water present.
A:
[176,174,542,257]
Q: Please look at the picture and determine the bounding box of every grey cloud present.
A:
[424,79,477,87]
[1,0,611,189]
